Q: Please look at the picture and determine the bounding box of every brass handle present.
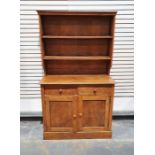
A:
[79,113,83,117]
[59,89,63,95]
[93,89,97,94]
[73,114,77,118]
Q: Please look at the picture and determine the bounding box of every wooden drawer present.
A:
[44,86,77,95]
[78,86,113,95]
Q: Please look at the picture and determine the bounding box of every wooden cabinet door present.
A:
[78,95,110,132]
[45,95,77,132]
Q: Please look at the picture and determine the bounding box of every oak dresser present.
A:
[38,11,116,139]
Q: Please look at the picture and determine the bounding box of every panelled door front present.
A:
[45,95,77,132]
[78,95,110,132]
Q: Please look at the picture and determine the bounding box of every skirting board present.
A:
[20,97,134,117]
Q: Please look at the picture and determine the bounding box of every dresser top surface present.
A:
[40,75,114,85]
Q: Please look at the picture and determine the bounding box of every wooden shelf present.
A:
[44,56,111,60]
[42,35,113,39]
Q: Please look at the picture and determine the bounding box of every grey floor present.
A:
[20,118,134,155]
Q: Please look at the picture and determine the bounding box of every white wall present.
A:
[20,0,134,116]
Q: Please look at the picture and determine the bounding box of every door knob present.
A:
[79,113,83,117]
[93,89,97,94]
[59,89,63,95]
[73,114,77,118]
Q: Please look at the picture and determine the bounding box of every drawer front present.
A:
[44,86,77,95]
[78,86,113,95]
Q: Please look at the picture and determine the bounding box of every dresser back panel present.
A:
[42,15,112,36]
[44,39,110,56]
[45,60,109,75]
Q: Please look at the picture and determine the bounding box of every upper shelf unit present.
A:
[38,11,116,75]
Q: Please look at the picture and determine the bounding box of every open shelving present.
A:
[39,11,115,75]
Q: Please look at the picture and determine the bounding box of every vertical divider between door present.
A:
[73,95,78,133]
[78,96,83,132]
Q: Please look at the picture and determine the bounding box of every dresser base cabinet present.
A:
[40,79,114,140]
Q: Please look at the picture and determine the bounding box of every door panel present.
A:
[78,96,109,131]
[83,100,106,127]
[45,95,77,132]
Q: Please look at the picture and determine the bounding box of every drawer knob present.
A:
[93,89,97,94]
[73,114,77,118]
[59,89,63,95]
[79,113,83,117]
